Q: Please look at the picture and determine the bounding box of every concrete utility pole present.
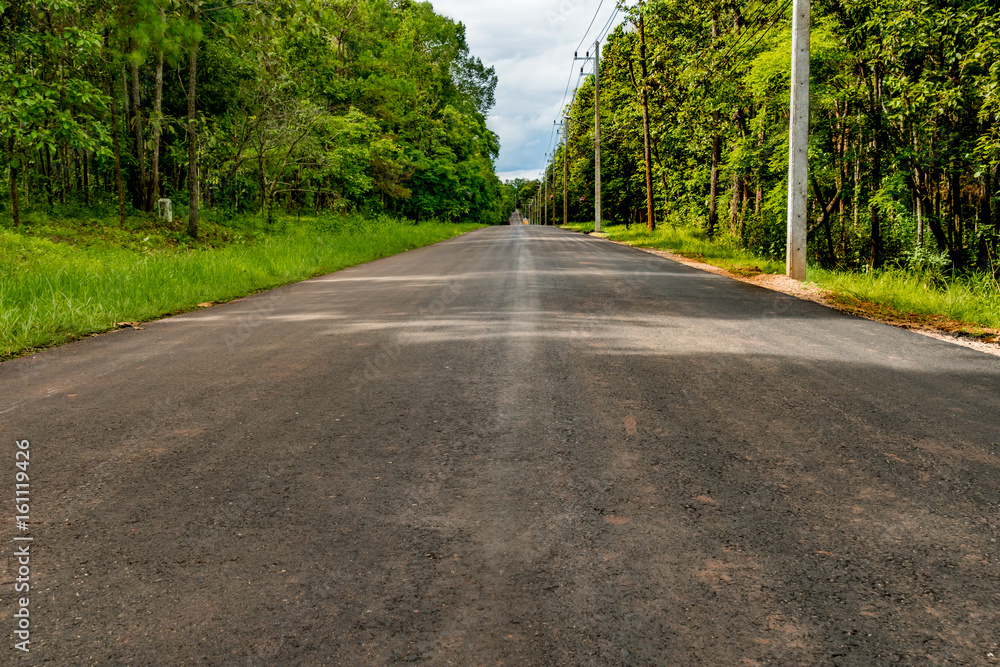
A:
[551,158,556,225]
[786,0,810,280]
[544,163,549,226]
[574,42,602,232]
[563,118,569,227]
[549,156,556,225]
[594,40,602,233]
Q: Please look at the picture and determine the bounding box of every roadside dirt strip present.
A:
[2,225,998,665]
[626,242,1000,358]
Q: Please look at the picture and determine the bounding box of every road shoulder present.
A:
[595,234,1000,358]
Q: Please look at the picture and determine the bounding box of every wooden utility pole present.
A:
[786,0,810,280]
[638,9,654,232]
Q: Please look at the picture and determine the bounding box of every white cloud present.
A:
[430,0,625,180]
[496,169,547,182]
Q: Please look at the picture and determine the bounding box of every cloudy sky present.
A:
[431,0,626,183]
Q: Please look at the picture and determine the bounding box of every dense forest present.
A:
[534,0,1000,274]
[0,0,509,235]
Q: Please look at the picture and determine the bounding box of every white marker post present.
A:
[158,198,173,224]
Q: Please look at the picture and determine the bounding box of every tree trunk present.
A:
[729,172,742,235]
[130,50,148,211]
[83,150,90,206]
[949,170,963,269]
[150,15,164,212]
[109,74,126,225]
[74,150,81,195]
[187,6,200,239]
[976,168,994,273]
[120,69,134,205]
[811,173,841,267]
[706,12,721,238]
[708,111,720,238]
[923,184,949,257]
[869,99,884,270]
[638,12,654,232]
[259,157,267,213]
[43,147,53,207]
[992,165,1000,276]
[649,137,672,223]
[59,141,68,204]
[8,138,20,227]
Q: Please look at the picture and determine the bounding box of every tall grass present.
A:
[1,215,482,358]
[810,267,1000,330]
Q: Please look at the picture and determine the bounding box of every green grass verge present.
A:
[563,221,1000,333]
[809,268,1000,331]
[1,213,483,359]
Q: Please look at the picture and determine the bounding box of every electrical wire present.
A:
[644,0,776,71]
[594,6,622,45]
[544,1,626,176]
[710,0,792,73]
[542,1,792,179]
[576,0,606,54]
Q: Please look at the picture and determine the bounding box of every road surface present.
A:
[2,225,999,665]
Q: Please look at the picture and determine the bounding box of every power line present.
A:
[576,0,606,54]
[710,0,793,74]
[594,6,622,44]
[644,0,776,71]
[543,1,624,182]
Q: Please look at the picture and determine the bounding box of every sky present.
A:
[431,0,626,183]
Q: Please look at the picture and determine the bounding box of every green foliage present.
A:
[1,0,506,225]
[552,0,1000,277]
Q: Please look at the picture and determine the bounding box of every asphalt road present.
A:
[2,225,999,665]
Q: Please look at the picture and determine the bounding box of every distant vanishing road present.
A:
[2,225,999,665]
